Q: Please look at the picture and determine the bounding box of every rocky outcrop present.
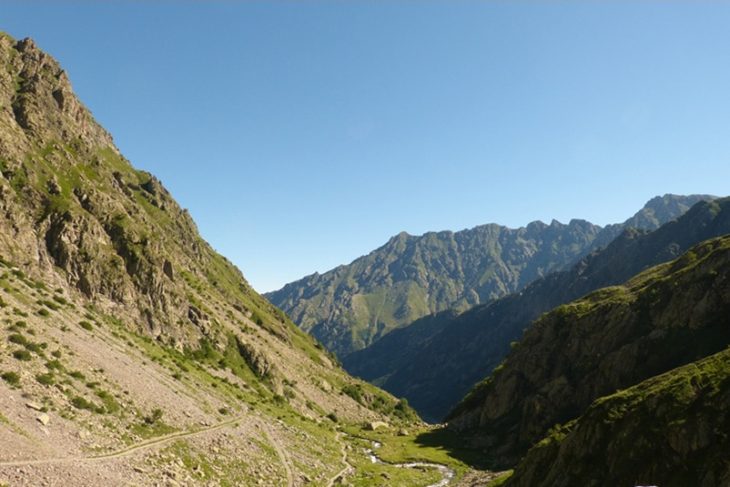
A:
[0,32,292,346]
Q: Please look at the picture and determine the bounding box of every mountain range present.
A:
[2,29,730,487]
[267,194,712,357]
[346,197,730,422]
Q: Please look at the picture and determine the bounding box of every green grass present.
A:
[342,423,489,482]
[486,470,513,486]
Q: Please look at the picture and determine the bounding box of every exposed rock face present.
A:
[0,32,288,345]
[345,198,730,422]
[447,233,730,467]
[267,194,711,357]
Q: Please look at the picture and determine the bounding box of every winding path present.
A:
[325,431,354,487]
[260,420,295,487]
[0,415,248,468]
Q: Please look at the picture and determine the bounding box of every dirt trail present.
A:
[325,431,353,487]
[260,421,294,487]
[0,414,246,468]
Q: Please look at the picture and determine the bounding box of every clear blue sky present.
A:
[3,2,730,292]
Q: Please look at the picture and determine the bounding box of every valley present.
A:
[1,11,730,487]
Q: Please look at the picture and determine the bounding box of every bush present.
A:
[45,360,63,371]
[37,308,50,317]
[144,408,164,424]
[79,321,93,331]
[12,349,31,361]
[1,371,20,386]
[8,333,28,345]
[95,390,120,414]
[35,373,55,386]
[24,342,46,354]
[342,384,363,403]
[68,370,85,380]
[71,396,95,411]
[326,412,339,423]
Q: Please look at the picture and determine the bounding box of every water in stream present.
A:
[364,439,455,487]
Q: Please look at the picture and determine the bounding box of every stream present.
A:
[364,440,455,487]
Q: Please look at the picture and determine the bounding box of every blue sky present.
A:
[3,2,730,292]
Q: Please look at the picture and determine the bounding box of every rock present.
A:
[365,421,388,431]
[397,428,409,436]
[36,413,50,425]
[26,402,43,411]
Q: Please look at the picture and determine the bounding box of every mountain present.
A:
[447,233,730,468]
[501,348,730,487]
[345,197,730,422]
[267,194,712,357]
[0,33,427,485]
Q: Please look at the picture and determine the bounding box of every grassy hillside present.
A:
[448,233,730,467]
[501,348,730,487]
[0,32,481,485]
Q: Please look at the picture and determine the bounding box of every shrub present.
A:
[95,390,120,414]
[342,384,363,403]
[144,408,164,424]
[12,349,31,361]
[24,342,46,354]
[68,370,85,380]
[1,371,20,386]
[71,396,95,411]
[35,373,55,386]
[79,321,93,331]
[326,412,339,423]
[37,308,50,317]
[7,333,28,346]
[45,360,63,371]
